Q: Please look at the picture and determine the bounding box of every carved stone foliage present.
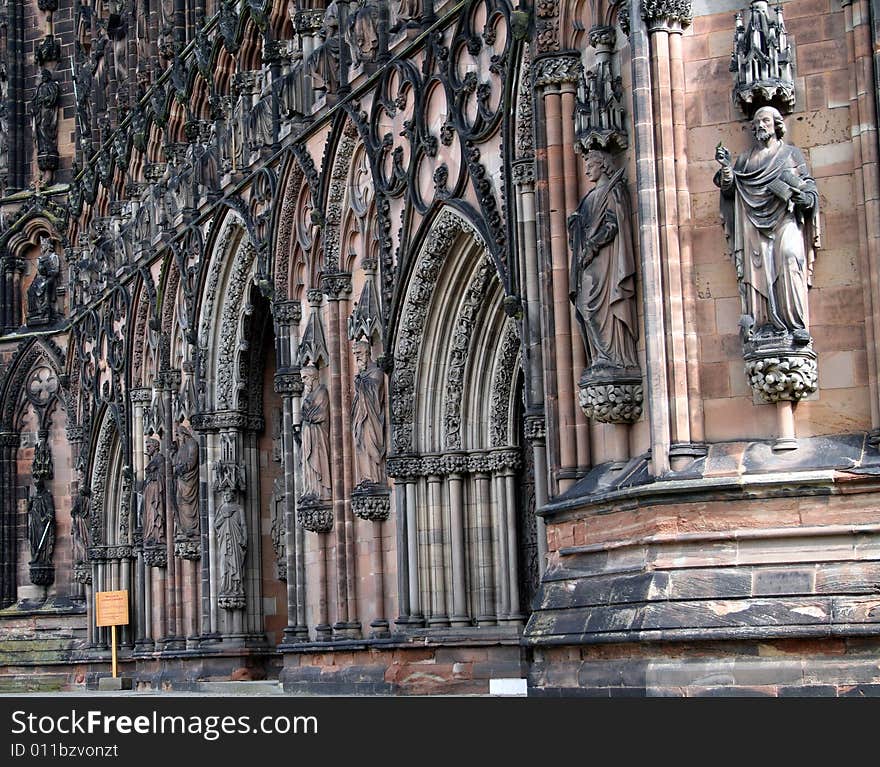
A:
[715,107,821,402]
[731,1,795,117]
[351,484,391,522]
[744,352,818,404]
[534,0,560,53]
[568,150,641,423]
[386,448,522,479]
[578,376,643,424]
[490,320,521,448]
[641,0,692,28]
[297,498,334,534]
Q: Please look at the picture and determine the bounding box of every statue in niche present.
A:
[31,69,60,175]
[171,423,200,540]
[348,3,379,64]
[28,478,56,570]
[351,340,385,487]
[215,488,247,607]
[27,238,60,326]
[307,2,341,95]
[299,365,331,501]
[142,436,166,546]
[70,469,91,566]
[567,149,639,375]
[715,106,820,345]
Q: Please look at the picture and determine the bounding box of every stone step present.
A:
[0,673,68,693]
[194,680,284,695]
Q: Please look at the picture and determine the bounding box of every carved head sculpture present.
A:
[352,339,372,372]
[584,149,614,183]
[145,436,159,457]
[752,105,786,144]
[301,364,319,394]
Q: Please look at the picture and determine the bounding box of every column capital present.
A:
[532,52,582,91]
[641,0,692,32]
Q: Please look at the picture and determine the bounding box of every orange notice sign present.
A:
[95,590,129,627]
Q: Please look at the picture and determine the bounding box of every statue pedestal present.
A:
[577,368,643,425]
[29,563,54,587]
[297,497,333,533]
[743,336,818,452]
[351,483,391,522]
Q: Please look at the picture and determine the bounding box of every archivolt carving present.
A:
[489,319,521,448]
[323,121,360,273]
[215,240,257,411]
[274,161,304,299]
[444,258,494,450]
[391,209,485,455]
[89,411,117,547]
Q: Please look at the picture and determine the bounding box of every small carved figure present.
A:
[142,437,166,546]
[299,365,331,501]
[351,340,385,486]
[348,3,379,63]
[171,423,200,540]
[567,149,639,373]
[28,478,55,566]
[27,237,60,326]
[31,69,60,173]
[215,488,247,605]
[70,470,91,566]
[715,106,820,344]
[307,2,341,94]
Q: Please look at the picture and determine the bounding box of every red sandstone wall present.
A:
[685,0,869,442]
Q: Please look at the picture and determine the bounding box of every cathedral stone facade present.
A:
[0,0,878,696]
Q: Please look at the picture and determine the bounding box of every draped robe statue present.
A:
[300,366,331,501]
[142,437,166,546]
[567,149,639,373]
[215,489,247,605]
[351,341,385,486]
[715,106,820,344]
[171,424,200,540]
[28,478,55,566]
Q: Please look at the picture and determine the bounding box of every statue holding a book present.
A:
[715,106,821,346]
[715,105,821,407]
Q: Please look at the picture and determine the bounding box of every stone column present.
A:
[628,0,671,475]
[0,432,18,608]
[844,0,880,445]
[425,466,447,626]
[274,300,309,644]
[445,455,469,626]
[472,462,496,625]
[642,3,704,468]
[321,271,359,638]
[129,388,152,651]
[160,371,182,648]
[533,53,589,494]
